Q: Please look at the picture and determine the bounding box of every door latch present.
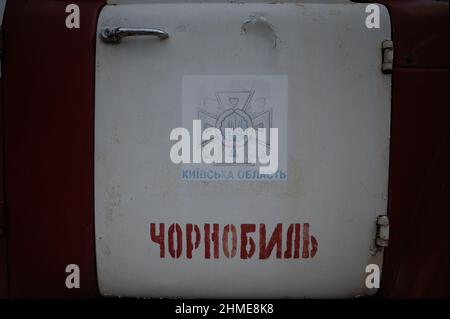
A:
[100,27,169,44]
[381,40,394,74]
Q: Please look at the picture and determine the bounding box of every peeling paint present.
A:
[112,133,120,144]
[329,9,342,16]
[102,244,112,256]
[240,14,279,48]
[105,185,121,223]
[176,24,189,32]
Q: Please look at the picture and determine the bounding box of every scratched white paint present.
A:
[95,2,392,298]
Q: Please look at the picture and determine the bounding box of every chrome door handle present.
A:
[100,27,169,44]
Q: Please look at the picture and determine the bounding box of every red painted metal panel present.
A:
[356,0,449,69]
[1,73,8,299]
[380,68,449,299]
[355,0,449,299]
[2,0,105,298]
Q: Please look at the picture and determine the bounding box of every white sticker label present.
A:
[181,75,288,181]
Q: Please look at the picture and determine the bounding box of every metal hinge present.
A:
[381,40,394,74]
[376,215,389,248]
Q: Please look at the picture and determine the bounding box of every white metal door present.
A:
[95,1,391,298]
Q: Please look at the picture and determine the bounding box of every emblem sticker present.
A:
[181,75,287,181]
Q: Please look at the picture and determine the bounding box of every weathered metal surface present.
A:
[95,2,391,298]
